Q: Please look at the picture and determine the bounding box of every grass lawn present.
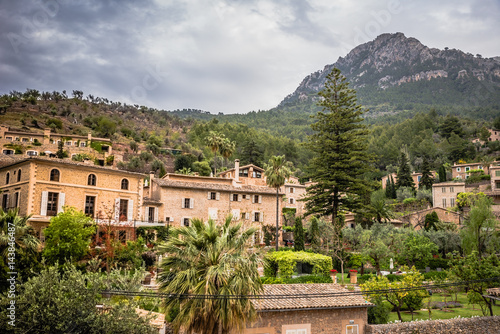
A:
[386,292,500,322]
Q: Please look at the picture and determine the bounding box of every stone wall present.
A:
[365,316,500,334]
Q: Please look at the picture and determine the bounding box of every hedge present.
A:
[264,250,332,278]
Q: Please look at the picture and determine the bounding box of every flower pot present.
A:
[350,271,357,284]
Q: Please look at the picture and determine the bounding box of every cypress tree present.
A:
[303,68,375,224]
[309,217,321,253]
[438,165,447,182]
[396,152,415,190]
[294,217,305,251]
[419,156,433,190]
[390,175,397,199]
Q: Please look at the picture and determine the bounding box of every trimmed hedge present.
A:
[264,250,332,278]
[261,274,332,284]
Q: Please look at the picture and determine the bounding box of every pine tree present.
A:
[396,152,415,190]
[419,156,434,190]
[303,68,374,224]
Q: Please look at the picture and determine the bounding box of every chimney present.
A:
[149,171,155,198]
[234,159,240,182]
[88,132,92,141]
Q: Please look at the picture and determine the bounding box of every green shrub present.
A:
[423,271,448,281]
[386,274,403,282]
[358,274,377,284]
[261,275,332,284]
[265,250,332,278]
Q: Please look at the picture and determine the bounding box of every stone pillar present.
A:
[234,159,240,182]
[350,271,357,284]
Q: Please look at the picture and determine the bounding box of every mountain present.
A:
[279,33,500,113]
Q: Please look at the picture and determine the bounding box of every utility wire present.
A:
[100,276,500,300]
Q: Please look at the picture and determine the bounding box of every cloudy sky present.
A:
[1,0,499,114]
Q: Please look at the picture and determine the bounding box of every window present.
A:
[282,324,310,334]
[479,166,483,170]
[182,198,193,209]
[84,196,96,217]
[3,149,14,155]
[148,207,155,222]
[465,167,470,172]
[119,230,127,242]
[121,178,129,190]
[119,199,128,221]
[2,194,9,210]
[65,141,72,146]
[47,192,59,216]
[254,211,260,222]
[442,198,447,208]
[21,137,29,142]
[5,136,12,141]
[17,169,21,182]
[239,169,249,177]
[13,192,19,208]
[50,169,60,182]
[496,181,500,189]
[417,175,422,182]
[252,170,262,178]
[26,150,38,156]
[441,187,446,193]
[242,194,247,199]
[5,172,9,185]
[496,171,500,177]
[183,218,190,227]
[80,142,86,147]
[88,174,96,186]
[450,197,455,207]
[290,187,294,193]
[232,194,239,201]
[208,192,219,200]
[449,187,454,192]
[456,167,461,172]
[253,195,261,204]
[289,198,295,204]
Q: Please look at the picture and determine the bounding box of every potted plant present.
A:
[349,269,358,284]
[330,269,338,283]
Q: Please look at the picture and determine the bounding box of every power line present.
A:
[100,276,500,300]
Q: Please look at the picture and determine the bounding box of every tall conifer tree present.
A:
[303,68,374,224]
[419,156,433,190]
[396,152,415,190]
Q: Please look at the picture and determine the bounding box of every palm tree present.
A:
[157,216,262,334]
[206,131,224,176]
[0,209,40,258]
[369,189,395,224]
[220,138,235,169]
[264,155,291,251]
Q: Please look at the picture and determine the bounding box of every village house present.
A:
[244,283,372,334]
[0,125,114,165]
[401,207,463,229]
[147,160,301,245]
[0,157,148,241]
[472,128,500,145]
[431,182,465,209]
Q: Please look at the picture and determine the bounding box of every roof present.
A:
[253,284,372,311]
[155,178,282,195]
[219,164,265,175]
[402,207,463,219]
[0,157,145,177]
[432,181,465,187]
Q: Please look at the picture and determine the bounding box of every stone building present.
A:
[431,182,465,209]
[401,207,463,229]
[0,125,113,165]
[0,157,147,240]
[244,283,372,334]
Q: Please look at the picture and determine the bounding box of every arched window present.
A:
[50,169,60,182]
[6,172,10,185]
[121,178,129,190]
[17,169,21,182]
[88,174,96,186]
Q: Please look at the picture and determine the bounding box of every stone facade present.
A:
[366,315,500,334]
[245,307,368,334]
[431,182,465,209]
[401,207,463,229]
[381,172,436,190]
[0,157,146,238]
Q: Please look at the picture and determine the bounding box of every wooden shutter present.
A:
[259,211,264,222]
[114,198,120,221]
[127,200,133,221]
[40,191,48,215]
[207,192,211,200]
[238,194,242,202]
[230,194,234,202]
[245,212,250,220]
[190,199,194,209]
[216,192,220,200]
[182,198,185,208]
[258,195,262,204]
[154,208,159,222]
[57,192,65,213]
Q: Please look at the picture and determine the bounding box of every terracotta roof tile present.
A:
[253,284,373,311]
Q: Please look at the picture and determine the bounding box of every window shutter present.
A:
[251,210,255,221]
[154,208,159,222]
[114,198,120,221]
[216,192,220,200]
[40,191,47,215]
[182,198,185,208]
[245,212,250,220]
[5,194,9,209]
[230,194,234,202]
[238,194,242,202]
[258,195,262,204]
[252,196,255,204]
[207,192,211,200]
[127,200,134,221]
[57,193,65,213]
[260,212,264,222]
[190,199,194,209]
